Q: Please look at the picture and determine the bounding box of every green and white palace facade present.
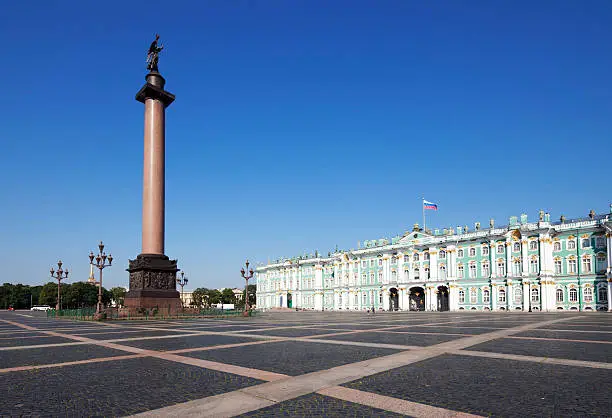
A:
[255,209,612,312]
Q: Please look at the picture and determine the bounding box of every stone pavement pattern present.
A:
[0,310,611,417]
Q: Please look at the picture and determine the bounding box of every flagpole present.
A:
[422,197,425,231]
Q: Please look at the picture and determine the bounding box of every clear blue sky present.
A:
[1,0,610,290]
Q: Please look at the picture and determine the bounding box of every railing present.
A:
[47,307,257,321]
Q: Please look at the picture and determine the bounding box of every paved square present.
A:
[0,310,610,417]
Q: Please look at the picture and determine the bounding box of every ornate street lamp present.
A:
[240,260,254,314]
[50,260,69,311]
[89,241,113,315]
[177,271,188,309]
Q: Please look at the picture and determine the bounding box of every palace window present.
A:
[596,236,605,248]
[457,265,464,278]
[514,287,522,304]
[497,245,505,254]
[458,290,465,303]
[391,256,397,264]
[424,252,430,261]
[529,241,538,250]
[513,242,521,252]
[363,293,367,305]
[482,263,490,278]
[458,249,464,258]
[598,287,608,302]
[370,260,375,266]
[530,259,539,274]
[362,273,367,284]
[424,267,430,279]
[362,261,367,268]
[379,292,383,304]
[439,266,446,279]
[554,260,562,274]
[483,289,490,303]
[499,288,506,303]
[554,242,561,251]
[469,248,476,257]
[404,269,409,278]
[470,289,478,304]
[391,270,397,281]
[597,254,606,271]
[355,294,358,305]
[513,260,521,276]
[414,268,420,280]
[568,240,576,250]
[482,246,489,256]
[584,287,593,303]
[582,238,591,249]
[378,259,383,266]
[469,264,476,278]
[404,255,410,263]
[370,273,374,283]
[439,250,446,259]
[497,261,506,277]
[568,259,577,274]
[531,288,540,303]
[338,294,342,305]
[413,253,419,262]
[378,272,383,282]
[582,257,592,273]
[556,288,564,303]
[569,288,578,303]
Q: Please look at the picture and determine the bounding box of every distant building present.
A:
[256,209,612,312]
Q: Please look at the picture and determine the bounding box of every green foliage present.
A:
[0,282,115,310]
[110,287,126,307]
[221,288,236,304]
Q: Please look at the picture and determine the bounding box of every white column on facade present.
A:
[579,283,585,312]
[491,284,497,311]
[522,280,530,311]
[521,239,529,276]
[449,284,458,311]
[429,248,439,282]
[382,287,390,311]
[505,240,512,279]
[507,280,513,310]
[448,246,456,280]
[607,233,612,311]
[489,241,497,279]
[607,279,612,312]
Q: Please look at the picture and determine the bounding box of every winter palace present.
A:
[255,208,612,312]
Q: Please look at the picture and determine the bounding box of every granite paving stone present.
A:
[468,337,612,363]
[237,393,408,417]
[0,357,263,417]
[183,340,399,376]
[343,354,612,417]
[118,334,254,351]
[322,331,463,346]
[0,335,74,348]
[83,330,194,340]
[0,344,129,368]
[246,328,345,337]
[389,326,490,335]
[515,329,612,342]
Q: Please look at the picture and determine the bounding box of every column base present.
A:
[125,253,181,314]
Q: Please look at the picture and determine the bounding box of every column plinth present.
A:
[125,71,180,314]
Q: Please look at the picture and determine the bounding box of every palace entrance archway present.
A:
[437,285,449,311]
[409,287,425,311]
[389,287,399,311]
[287,293,293,309]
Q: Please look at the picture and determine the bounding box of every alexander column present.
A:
[125,34,181,312]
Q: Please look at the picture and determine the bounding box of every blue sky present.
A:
[1,1,610,290]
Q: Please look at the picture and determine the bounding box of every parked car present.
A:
[7,306,14,311]
[31,305,52,311]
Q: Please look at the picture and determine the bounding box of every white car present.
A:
[31,305,52,311]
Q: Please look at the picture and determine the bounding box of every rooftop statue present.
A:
[146,34,164,72]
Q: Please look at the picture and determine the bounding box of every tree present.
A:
[208,289,222,305]
[38,282,60,307]
[63,282,98,308]
[191,288,209,308]
[110,287,126,307]
[221,288,236,304]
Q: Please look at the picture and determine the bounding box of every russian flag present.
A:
[423,200,438,211]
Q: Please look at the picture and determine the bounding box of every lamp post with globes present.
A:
[89,241,113,315]
[50,260,69,311]
[240,260,254,315]
[176,271,188,309]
